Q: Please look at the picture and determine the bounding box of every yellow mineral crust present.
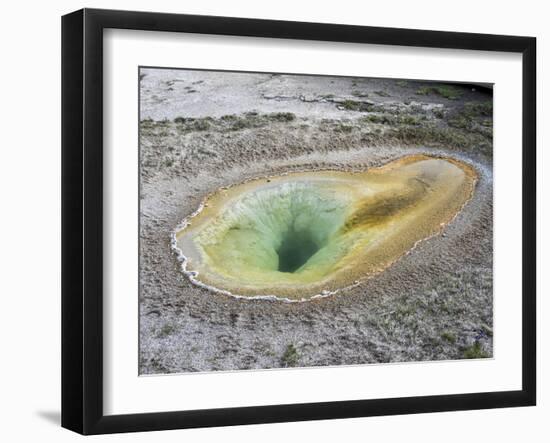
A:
[175,155,478,301]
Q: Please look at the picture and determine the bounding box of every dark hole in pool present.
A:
[277,228,320,273]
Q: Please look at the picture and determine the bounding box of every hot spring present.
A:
[174,155,477,301]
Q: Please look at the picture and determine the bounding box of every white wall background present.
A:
[0,0,546,441]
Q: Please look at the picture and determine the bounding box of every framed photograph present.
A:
[61,8,536,435]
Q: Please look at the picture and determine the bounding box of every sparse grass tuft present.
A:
[448,101,493,133]
[157,324,175,338]
[333,123,354,133]
[362,114,422,126]
[173,117,211,131]
[389,124,491,155]
[416,85,463,100]
[231,119,249,131]
[338,100,388,113]
[401,115,422,125]
[341,100,362,111]
[225,112,296,131]
[193,119,211,131]
[463,341,489,359]
[281,344,299,367]
[441,331,457,343]
[269,112,296,122]
[415,87,432,96]
[448,115,472,130]
[363,114,391,124]
[434,85,462,100]
[464,101,493,117]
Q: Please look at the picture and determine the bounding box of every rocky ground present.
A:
[139,69,493,374]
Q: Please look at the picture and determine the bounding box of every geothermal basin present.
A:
[174,155,477,301]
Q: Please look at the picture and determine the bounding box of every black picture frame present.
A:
[61,8,536,435]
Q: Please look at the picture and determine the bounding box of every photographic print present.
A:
[139,68,493,375]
